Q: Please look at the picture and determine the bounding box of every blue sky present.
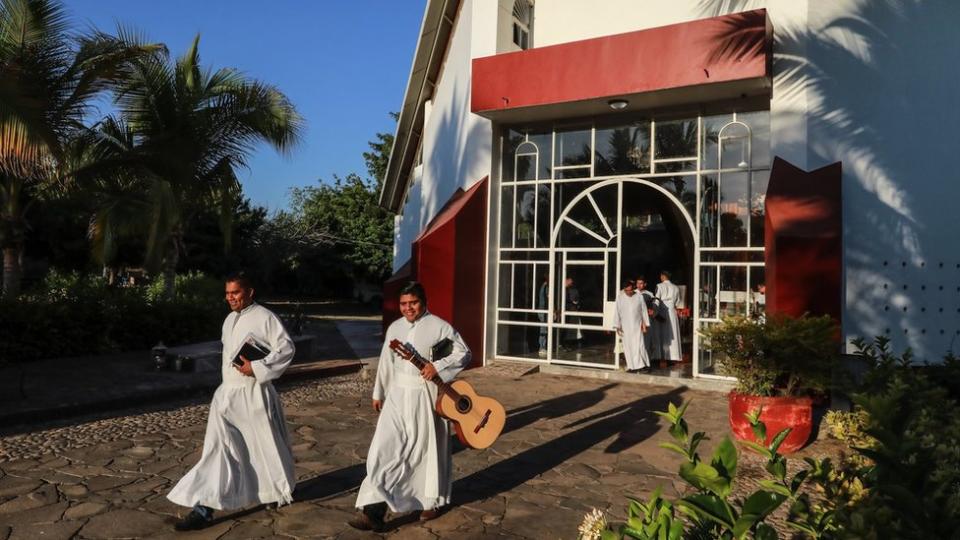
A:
[63,0,424,211]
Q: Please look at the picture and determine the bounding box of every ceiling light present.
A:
[607,99,629,110]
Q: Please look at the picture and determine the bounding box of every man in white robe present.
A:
[637,277,662,363]
[168,273,296,531]
[613,279,650,373]
[656,271,683,362]
[349,282,471,532]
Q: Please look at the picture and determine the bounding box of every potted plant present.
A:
[700,313,836,453]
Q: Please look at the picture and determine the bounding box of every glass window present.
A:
[515,186,536,247]
[552,328,615,365]
[500,186,514,247]
[497,324,541,358]
[719,172,749,247]
[750,170,769,247]
[594,124,649,176]
[719,122,750,170]
[653,175,696,217]
[701,114,732,170]
[654,160,697,173]
[700,265,718,319]
[719,266,748,316]
[737,110,770,168]
[511,0,533,50]
[561,263,605,316]
[504,130,551,182]
[655,119,697,159]
[535,184,551,248]
[498,263,512,308]
[555,128,592,168]
[749,266,766,319]
[512,263,535,309]
[700,174,718,247]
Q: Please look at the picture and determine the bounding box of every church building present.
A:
[380,0,960,379]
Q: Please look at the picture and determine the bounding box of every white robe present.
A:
[168,303,296,510]
[613,291,650,370]
[656,280,683,361]
[356,312,470,513]
[639,290,662,361]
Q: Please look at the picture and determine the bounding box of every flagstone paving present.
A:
[0,367,838,539]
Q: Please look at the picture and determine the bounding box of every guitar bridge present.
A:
[473,409,492,434]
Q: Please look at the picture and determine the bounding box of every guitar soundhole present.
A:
[456,396,472,414]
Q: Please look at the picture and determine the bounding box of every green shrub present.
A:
[590,337,960,540]
[144,271,223,303]
[0,270,225,363]
[699,314,837,396]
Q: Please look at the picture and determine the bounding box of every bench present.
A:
[163,334,317,373]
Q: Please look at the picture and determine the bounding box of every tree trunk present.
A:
[162,236,180,301]
[2,246,22,300]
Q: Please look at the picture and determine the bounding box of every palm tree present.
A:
[0,0,162,298]
[74,35,303,298]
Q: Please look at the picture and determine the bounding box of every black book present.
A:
[232,335,271,366]
[431,338,454,361]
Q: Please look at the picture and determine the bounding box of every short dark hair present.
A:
[225,271,254,290]
[660,270,672,279]
[399,281,427,306]
[622,278,635,289]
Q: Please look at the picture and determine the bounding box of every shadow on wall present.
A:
[394,79,492,267]
[700,0,960,360]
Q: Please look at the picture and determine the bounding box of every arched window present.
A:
[514,139,539,181]
[512,0,533,50]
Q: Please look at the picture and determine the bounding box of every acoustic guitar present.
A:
[388,339,505,449]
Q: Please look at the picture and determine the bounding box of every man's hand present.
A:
[372,399,383,413]
[235,355,254,377]
[420,363,438,380]
[615,327,622,336]
[642,324,648,334]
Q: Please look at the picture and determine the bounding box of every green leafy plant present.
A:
[594,401,839,539]
[699,314,837,396]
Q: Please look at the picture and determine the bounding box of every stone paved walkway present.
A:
[0,367,837,539]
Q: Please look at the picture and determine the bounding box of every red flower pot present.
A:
[728,392,813,454]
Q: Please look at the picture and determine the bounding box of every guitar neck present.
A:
[390,340,457,396]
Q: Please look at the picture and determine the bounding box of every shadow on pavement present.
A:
[293,384,687,517]
[452,386,687,506]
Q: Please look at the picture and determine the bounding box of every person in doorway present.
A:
[168,272,296,531]
[537,273,549,357]
[752,283,767,321]
[656,270,682,362]
[562,277,583,350]
[636,277,662,364]
[349,282,471,532]
[614,279,650,373]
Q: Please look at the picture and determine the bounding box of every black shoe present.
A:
[174,509,212,531]
[347,503,386,532]
[639,366,652,373]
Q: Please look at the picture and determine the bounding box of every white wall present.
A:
[397,0,960,360]
[393,0,496,271]
[533,0,960,360]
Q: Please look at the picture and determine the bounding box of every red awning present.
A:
[472,9,772,122]
[413,178,488,367]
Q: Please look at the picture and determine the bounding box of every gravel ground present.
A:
[0,374,372,463]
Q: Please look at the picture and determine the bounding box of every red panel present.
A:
[764,157,842,322]
[472,9,770,114]
[382,178,489,368]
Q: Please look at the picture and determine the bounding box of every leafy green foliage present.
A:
[288,173,393,283]
[1,269,224,363]
[599,400,838,539]
[699,314,837,396]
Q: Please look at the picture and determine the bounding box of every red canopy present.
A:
[381,177,488,367]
